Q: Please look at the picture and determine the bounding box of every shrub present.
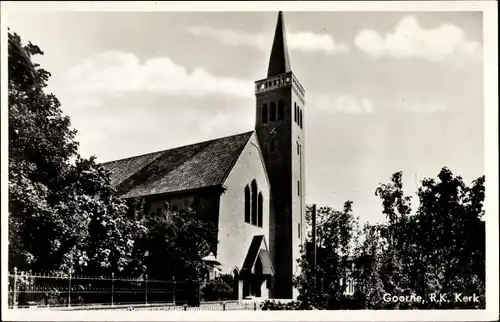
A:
[260,299,310,310]
[200,274,233,301]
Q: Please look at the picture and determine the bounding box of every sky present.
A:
[7,9,484,224]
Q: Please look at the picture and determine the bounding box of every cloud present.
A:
[51,50,259,160]
[311,93,374,114]
[354,16,482,64]
[187,26,349,55]
[288,32,350,54]
[64,51,254,99]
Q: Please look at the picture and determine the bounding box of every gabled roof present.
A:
[240,235,274,277]
[101,131,254,198]
[267,11,291,77]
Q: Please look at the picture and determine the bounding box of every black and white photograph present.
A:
[1,1,498,321]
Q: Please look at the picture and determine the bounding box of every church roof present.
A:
[102,131,254,198]
[267,11,291,77]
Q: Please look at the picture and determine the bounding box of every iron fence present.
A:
[8,268,241,310]
[117,301,259,311]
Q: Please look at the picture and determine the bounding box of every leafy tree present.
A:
[8,30,144,276]
[409,167,485,309]
[357,167,485,309]
[9,30,79,272]
[294,201,360,309]
[294,167,485,310]
[138,206,218,281]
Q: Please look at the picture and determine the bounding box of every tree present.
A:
[294,201,360,309]
[292,167,485,310]
[8,30,144,276]
[365,167,485,309]
[138,206,218,281]
[410,167,485,309]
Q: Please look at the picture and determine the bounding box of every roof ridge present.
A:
[101,130,254,165]
[103,130,256,197]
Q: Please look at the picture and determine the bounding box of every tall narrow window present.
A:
[262,104,268,124]
[278,100,285,121]
[251,180,258,225]
[269,140,275,152]
[244,186,251,223]
[257,192,263,228]
[299,109,303,128]
[298,223,301,239]
[298,180,301,196]
[297,142,300,155]
[294,103,298,123]
[270,102,277,121]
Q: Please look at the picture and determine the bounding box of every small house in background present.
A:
[305,241,375,295]
[202,252,222,281]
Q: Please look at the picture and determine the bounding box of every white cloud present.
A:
[51,50,258,160]
[311,93,374,114]
[187,26,349,55]
[64,51,254,99]
[354,16,482,64]
[288,32,350,54]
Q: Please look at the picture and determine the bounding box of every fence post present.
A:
[111,273,114,307]
[13,267,18,309]
[145,274,148,305]
[29,269,33,307]
[172,277,176,305]
[198,279,201,303]
[68,270,72,307]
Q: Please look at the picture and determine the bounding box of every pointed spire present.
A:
[267,11,291,77]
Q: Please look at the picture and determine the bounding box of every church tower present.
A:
[255,11,306,299]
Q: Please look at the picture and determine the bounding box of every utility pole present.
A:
[311,204,317,278]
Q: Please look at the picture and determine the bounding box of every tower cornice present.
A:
[254,71,305,103]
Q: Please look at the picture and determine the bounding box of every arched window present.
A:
[257,192,263,228]
[232,268,239,300]
[244,185,251,223]
[278,100,285,121]
[262,104,268,124]
[251,180,258,225]
[299,109,303,128]
[270,102,277,122]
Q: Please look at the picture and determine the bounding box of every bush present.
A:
[200,275,233,301]
[260,299,310,310]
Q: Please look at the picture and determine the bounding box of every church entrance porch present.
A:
[239,235,274,300]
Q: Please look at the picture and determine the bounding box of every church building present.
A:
[102,11,306,300]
